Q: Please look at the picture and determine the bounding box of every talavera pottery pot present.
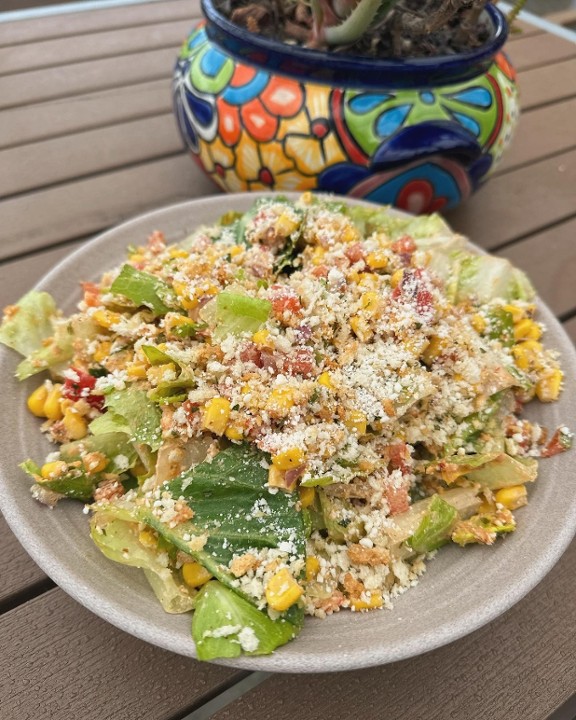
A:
[173,0,519,213]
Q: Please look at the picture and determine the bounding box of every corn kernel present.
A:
[272,448,305,471]
[225,425,244,441]
[390,269,404,289]
[63,407,88,440]
[317,372,333,390]
[82,451,108,474]
[514,318,542,342]
[366,251,388,270]
[503,304,526,323]
[128,253,145,264]
[202,397,231,435]
[341,225,360,244]
[349,315,372,342]
[495,484,528,510]
[138,528,158,548]
[470,314,487,334]
[422,336,448,365]
[311,246,326,265]
[512,340,543,371]
[40,460,68,480]
[93,340,112,363]
[126,362,148,379]
[536,368,563,402]
[229,245,244,258]
[27,385,49,417]
[268,465,286,489]
[276,212,299,236]
[182,562,212,588]
[252,329,272,347]
[169,248,189,259]
[92,309,122,329]
[299,486,315,509]
[345,410,367,436]
[305,556,320,581]
[351,591,383,611]
[146,362,177,386]
[361,291,380,313]
[266,387,296,415]
[265,568,303,611]
[44,384,63,421]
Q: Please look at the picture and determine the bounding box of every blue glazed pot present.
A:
[173,0,519,213]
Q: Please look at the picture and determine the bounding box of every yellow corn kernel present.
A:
[268,465,286,489]
[63,407,88,440]
[495,484,528,510]
[470,313,487,334]
[390,268,404,289]
[252,329,272,347]
[341,225,360,244]
[299,486,315,509]
[225,425,244,441]
[366,251,388,270]
[317,372,333,390]
[202,397,231,435]
[311,246,326,265]
[82,452,108,475]
[92,309,122,329]
[138,528,158,549]
[229,245,244,258]
[536,368,563,402]
[503,304,525,323]
[361,291,380,313]
[93,340,112,363]
[345,410,367,436]
[44,384,64,421]
[421,336,448,365]
[182,562,212,588]
[146,362,177,386]
[40,460,68,480]
[265,568,303,611]
[276,212,299,236]
[126,362,148,379]
[351,591,383,611]
[272,448,305,471]
[169,247,189,259]
[266,387,296,414]
[514,318,542,342]
[128,253,145,264]
[349,315,372,342]
[305,556,320,581]
[27,385,49,417]
[512,340,543,371]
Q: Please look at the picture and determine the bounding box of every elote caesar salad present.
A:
[1,194,572,661]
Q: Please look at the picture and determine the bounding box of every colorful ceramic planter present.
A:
[173,0,519,213]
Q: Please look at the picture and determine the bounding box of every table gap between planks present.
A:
[0,2,575,719]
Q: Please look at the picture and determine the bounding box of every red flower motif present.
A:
[396,179,448,214]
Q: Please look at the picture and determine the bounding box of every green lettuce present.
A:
[110,264,177,316]
[91,388,162,451]
[455,253,536,304]
[406,495,459,553]
[213,291,271,339]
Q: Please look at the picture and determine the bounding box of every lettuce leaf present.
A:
[455,254,536,304]
[406,495,458,553]
[213,291,271,339]
[192,581,299,660]
[0,290,57,356]
[99,388,162,451]
[110,264,177,316]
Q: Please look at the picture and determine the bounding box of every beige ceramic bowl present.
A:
[1,193,575,672]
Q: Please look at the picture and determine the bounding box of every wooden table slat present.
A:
[0,515,47,605]
[0,588,244,720]
[213,538,576,720]
[0,113,183,198]
[0,0,198,47]
[518,57,576,111]
[505,29,576,71]
[0,19,193,77]
[0,46,184,111]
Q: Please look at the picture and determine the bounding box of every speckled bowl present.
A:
[1,193,576,673]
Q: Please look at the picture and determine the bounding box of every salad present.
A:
[0,194,571,661]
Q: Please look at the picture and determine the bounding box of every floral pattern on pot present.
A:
[173,25,519,211]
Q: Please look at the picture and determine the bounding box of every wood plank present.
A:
[494,97,576,175]
[0,114,183,197]
[0,515,47,605]
[0,47,181,111]
[506,20,543,41]
[0,154,217,260]
[0,20,192,77]
[0,79,172,151]
[0,0,199,47]
[213,538,576,720]
[518,57,576,110]
[0,587,244,720]
[446,147,576,249]
[546,9,576,27]
[505,31,576,72]
[497,216,576,318]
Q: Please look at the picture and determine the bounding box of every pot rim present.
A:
[201,0,509,88]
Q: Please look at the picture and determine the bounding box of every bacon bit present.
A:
[342,572,365,599]
[385,485,410,516]
[284,465,306,489]
[313,590,345,614]
[170,500,195,527]
[230,553,260,577]
[344,243,366,265]
[311,265,329,279]
[147,230,166,254]
[279,347,316,378]
[386,442,410,473]
[94,478,125,503]
[348,544,390,566]
[294,323,313,344]
[81,282,101,307]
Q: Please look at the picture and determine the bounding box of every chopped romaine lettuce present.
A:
[455,254,536,304]
[0,290,58,356]
[213,291,271,340]
[452,509,516,546]
[20,458,98,502]
[110,264,176,315]
[406,495,459,553]
[100,388,162,451]
[192,581,299,660]
[141,345,174,366]
[465,454,538,489]
[59,432,138,474]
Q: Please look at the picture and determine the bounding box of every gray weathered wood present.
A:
[0,514,47,604]
[0,587,245,720]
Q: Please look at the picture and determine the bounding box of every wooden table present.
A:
[1,2,576,718]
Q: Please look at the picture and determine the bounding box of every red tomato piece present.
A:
[62,367,105,411]
[391,235,416,255]
[269,285,302,317]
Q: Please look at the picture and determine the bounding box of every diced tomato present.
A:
[385,485,410,516]
[239,343,264,368]
[62,367,105,411]
[269,285,302,317]
[311,265,329,279]
[541,427,573,457]
[280,347,316,378]
[392,268,434,319]
[147,230,166,254]
[344,243,366,264]
[387,442,410,474]
[81,282,100,307]
[391,235,416,255]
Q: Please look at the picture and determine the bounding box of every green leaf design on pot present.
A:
[190,45,235,95]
